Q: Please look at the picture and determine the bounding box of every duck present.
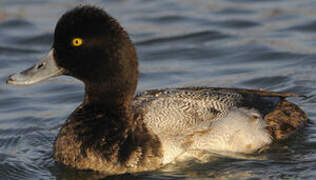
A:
[6,5,308,175]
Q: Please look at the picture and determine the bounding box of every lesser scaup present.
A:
[7,5,308,175]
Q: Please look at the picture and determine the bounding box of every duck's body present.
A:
[54,87,307,174]
[7,6,308,175]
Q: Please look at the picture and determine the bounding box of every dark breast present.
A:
[54,103,163,174]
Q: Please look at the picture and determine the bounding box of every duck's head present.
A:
[7,6,138,105]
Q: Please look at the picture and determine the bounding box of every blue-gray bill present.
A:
[6,49,63,85]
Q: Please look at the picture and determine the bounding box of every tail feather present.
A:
[264,100,308,141]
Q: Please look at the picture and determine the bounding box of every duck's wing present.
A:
[134,89,243,136]
[177,87,302,98]
[179,87,309,140]
[134,87,308,141]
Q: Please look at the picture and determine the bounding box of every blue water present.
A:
[1,0,316,179]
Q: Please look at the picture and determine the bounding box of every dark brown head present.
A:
[8,6,139,105]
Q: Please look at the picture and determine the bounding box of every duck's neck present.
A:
[83,82,135,115]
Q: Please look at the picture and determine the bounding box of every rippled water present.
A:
[1,0,316,179]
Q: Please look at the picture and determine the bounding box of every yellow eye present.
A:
[72,38,83,47]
